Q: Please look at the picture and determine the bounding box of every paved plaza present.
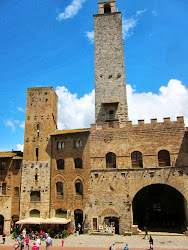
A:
[0,233,188,249]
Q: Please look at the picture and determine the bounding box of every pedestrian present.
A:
[35,237,41,250]
[46,234,52,250]
[2,232,6,244]
[13,239,20,250]
[109,242,116,250]
[143,226,148,239]
[149,235,154,249]
[20,237,25,250]
[124,243,129,250]
[25,235,29,250]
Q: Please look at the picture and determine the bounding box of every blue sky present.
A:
[0,0,188,151]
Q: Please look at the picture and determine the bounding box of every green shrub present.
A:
[12,231,18,238]
[62,230,69,238]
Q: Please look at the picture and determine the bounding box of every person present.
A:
[17,235,21,243]
[2,232,6,244]
[14,239,20,250]
[22,229,26,239]
[46,234,52,250]
[25,235,29,250]
[143,226,148,239]
[149,235,154,249]
[20,238,25,250]
[39,230,43,239]
[35,237,40,250]
[124,243,129,250]
[109,242,116,250]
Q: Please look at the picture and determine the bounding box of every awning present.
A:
[41,218,71,225]
[16,217,71,225]
[16,218,46,225]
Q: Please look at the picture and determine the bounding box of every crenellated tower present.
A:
[94,0,128,125]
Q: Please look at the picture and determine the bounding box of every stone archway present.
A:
[74,209,83,233]
[132,184,187,233]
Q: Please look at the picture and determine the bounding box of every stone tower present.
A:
[94,0,128,125]
[20,87,57,220]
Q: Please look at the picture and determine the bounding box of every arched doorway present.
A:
[74,209,83,233]
[104,216,119,234]
[132,184,187,233]
[0,215,4,235]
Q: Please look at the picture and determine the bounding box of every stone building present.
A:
[0,0,188,235]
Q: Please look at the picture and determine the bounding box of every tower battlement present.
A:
[90,116,185,131]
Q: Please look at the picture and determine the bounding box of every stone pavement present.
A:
[0,234,188,249]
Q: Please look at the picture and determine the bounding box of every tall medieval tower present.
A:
[94,0,128,125]
[20,87,57,219]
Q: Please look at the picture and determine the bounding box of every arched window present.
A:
[55,209,67,218]
[75,181,83,195]
[75,158,82,169]
[57,142,64,150]
[30,209,40,218]
[158,150,170,167]
[14,187,19,197]
[56,182,63,195]
[104,4,111,13]
[75,140,82,148]
[106,152,116,168]
[131,151,143,168]
[30,191,41,202]
[57,159,64,170]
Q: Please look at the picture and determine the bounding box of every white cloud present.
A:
[55,80,188,130]
[152,10,157,16]
[56,0,86,21]
[17,107,24,112]
[56,86,95,129]
[14,120,19,124]
[16,144,23,152]
[127,79,188,125]
[122,9,146,39]
[86,31,94,43]
[5,120,15,132]
[20,122,25,129]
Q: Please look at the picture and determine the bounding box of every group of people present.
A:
[143,226,154,249]
[13,229,53,250]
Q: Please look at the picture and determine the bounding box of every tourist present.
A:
[124,243,129,250]
[143,226,148,239]
[14,239,20,250]
[46,234,52,250]
[20,237,25,250]
[39,230,43,239]
[17,235,21,243]
[22,228,26,239]
[149,235,154,249]
[2,232,6,244]
[25,235,29,250]
[35,237,41,250]
[109,242,116,250]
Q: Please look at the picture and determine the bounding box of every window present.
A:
[56,182,63,196]
[158,150,170,167]
[104,4,111,13]
[75,158,82,169]
[56,209,67,218]
[14,187,19,197]
[35,173,38,181]
[37,124,40,137]
[2,183,6,195]
[106,152,116,168]
[30,191,41,202]
[75,181,83,195]
[57,142,64,150]
[131,151,143,168]
[57,159,64,170]
[109,110,114,119]
[75,140,82,149]
[36,148,39,161]
[30,209,40,218]
[0,162,5,170]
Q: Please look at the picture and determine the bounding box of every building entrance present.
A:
[132,184,187,233]
[74,209,83,233]
[0,215,4,235]
[104,216,119,234]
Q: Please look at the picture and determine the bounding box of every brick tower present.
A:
[20,87,57,220]
[94,0,128,125]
